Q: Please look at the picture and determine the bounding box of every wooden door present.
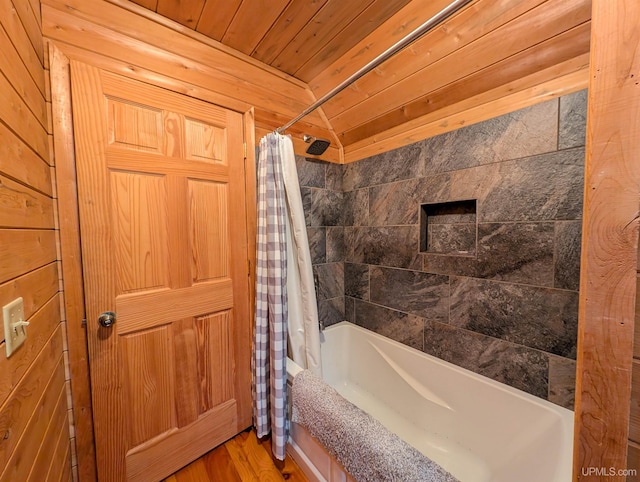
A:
[69,60,252,482]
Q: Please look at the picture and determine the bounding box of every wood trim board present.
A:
[48,42,98,482]
[573,0,640,478]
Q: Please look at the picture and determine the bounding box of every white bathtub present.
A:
[287,321,574,482]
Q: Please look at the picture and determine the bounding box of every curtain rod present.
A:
[276,0,473,134]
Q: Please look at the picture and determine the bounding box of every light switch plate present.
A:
[3,297,26,357]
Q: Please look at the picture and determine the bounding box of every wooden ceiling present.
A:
[119,0,591,162]
[128,0,412,83]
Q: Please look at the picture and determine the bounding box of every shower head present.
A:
[303,135,331,156]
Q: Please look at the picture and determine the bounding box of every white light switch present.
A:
[3,297,29,357]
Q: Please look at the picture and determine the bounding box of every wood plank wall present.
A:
[0,0,71,481]
[41,0,341,163]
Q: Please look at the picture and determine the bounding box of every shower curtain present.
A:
[253,132,322,460]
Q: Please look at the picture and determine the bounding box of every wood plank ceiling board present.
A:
[196,0,241,40]
[293,0,412,82]
[316,0,544,120]
[156,0,206,29]
[308,0,461,98]
[251,0,329,65]
[130,0,157,9]
[106,0,308,89]
[272,0,378,76]
[221,0,291,56]
[128,0,410,83]
[27,0,42,27]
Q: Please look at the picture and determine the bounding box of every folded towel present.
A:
[291,370,459,482]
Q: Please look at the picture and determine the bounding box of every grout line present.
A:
[447,276,452,326]
[552,221,558,289]
[556,96,561,151]
[367,263,371,303]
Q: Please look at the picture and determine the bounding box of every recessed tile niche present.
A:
[419,200,477,256]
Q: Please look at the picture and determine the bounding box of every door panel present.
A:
[188,179,230,281]
[196,310,233,411]
[111,171,169,293]
[184,118,227,164]
[70,60,252,482]
[122,326,175,446]
[107,98,163,153]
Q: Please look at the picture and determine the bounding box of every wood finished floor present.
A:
[164,429,308,481]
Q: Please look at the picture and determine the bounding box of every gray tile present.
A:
[345,297,356,323]
[554,221,582,291]
[368,174,453,227]
[370,267,449,320]
[345,226,421,269]
[307,227,326,265]
[343,189,369,227]
[559,89,587,150]
[296,156,325,188]
[423,253,476,279]
[476,222,555,285]
[355,300,424,351]
[548,356,576,410]
[420,99,558,174]
[345,263,369,300]
[427,223,476,255]
[450,277,578,358]
[301,187,312,227]
[313,262,344,301]
[446,163,501,206]
[326,163,343,192]
[369,179,421,226]
[479,148,585,223]
[311,189,343,226]
[343,143,425,191]
[319,297,345,328]
[423,320,549,399]
[423,222,555,286]
[327,227,345,263]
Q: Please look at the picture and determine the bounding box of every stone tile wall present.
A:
[296,157,346,328]
[295,90,586,410]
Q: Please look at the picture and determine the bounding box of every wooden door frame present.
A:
[48,42,257,482]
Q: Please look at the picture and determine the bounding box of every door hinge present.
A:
[243,142,247,159]
[248,259,251,277]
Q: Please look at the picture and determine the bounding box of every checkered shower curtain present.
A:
[252,133,289,460]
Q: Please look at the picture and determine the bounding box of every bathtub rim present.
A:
[315,321,574,417]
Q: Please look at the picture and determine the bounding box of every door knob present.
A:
[98,311,116,328]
